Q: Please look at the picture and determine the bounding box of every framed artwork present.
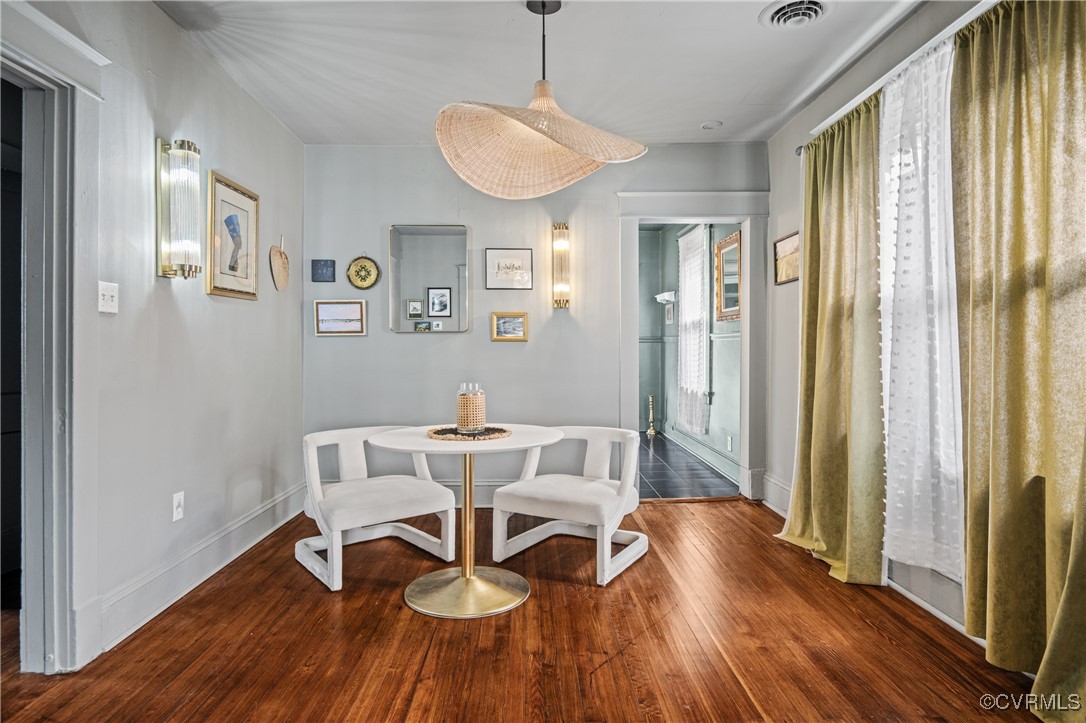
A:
[428,287,452,317]
[406,299,424,319]
[485,248,533,289]
[432,321,444,331]
[665,303,674,325]
[314,300,366,336]
[311,259,335,282]
[414,321,431,332]
[714,231,741,321]
[491,312,528,342]
[208,171,259,299]
[773,232,800,285]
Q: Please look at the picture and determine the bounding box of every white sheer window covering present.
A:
[878,38,964,582]
[677,225,709,434]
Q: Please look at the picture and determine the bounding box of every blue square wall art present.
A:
[311,259,335,282]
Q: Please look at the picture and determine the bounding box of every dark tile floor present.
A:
[638,432,740,499]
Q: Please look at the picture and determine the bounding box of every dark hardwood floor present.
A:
[1,501,1031,721]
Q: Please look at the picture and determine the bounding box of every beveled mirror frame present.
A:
[388,224,470,332]
[714,230,741,321]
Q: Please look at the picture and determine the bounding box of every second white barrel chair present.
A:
[492,426,648,586]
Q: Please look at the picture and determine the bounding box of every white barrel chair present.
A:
[296,426,455,591]
[492,426,648,586]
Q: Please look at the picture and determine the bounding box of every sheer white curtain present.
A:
[878,38,964,582]
[677,225,709,434]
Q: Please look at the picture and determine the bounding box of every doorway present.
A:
[1,77,23,611]
[637,221,742,499]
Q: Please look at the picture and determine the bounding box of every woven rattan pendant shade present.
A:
[436,80,646,200]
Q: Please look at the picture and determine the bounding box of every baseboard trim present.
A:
[739,467,765,500]
[99,482,306,652]
[762,473,791,517]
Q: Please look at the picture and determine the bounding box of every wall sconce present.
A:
[552,222,570,309]
[156,138,202,278]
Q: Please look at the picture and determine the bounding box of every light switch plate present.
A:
[98,281,119,314]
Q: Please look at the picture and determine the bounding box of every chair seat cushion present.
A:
[317,476,454,531]
[493,474,623,527]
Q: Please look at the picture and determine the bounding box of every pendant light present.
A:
[435,1,646,200]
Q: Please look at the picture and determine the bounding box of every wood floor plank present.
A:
[1,502,1034,721]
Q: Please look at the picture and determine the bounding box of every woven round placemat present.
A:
[426,426,511,442]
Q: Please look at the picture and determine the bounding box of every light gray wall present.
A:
[26,1,305,661]
[763,1,975,515]
[304,143,768,483]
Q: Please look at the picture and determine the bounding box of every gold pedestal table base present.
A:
[404,566,530,618]
[367,425,564,620]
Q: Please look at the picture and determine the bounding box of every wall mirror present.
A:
[389,225,469,332]
[714,231,741,321]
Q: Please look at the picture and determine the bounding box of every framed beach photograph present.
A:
[406,299,424,319]
[314,300,366,336]
[773,232,800,285]
[428,287,452,317]
[208,171,259,299]
[491,312,528,342]
[485,248,533,289]
[414,321,431,332]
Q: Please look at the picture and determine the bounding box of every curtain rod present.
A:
[808,0,999,138]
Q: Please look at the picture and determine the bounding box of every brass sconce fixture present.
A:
[156,138,202,278]
[552,222,570,309]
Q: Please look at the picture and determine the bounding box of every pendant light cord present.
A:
[541,2,547,80]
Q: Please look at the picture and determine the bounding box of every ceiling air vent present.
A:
[759,0,827,29]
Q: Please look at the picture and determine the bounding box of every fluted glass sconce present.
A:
[156,138,202,278]
[552,222,570,309]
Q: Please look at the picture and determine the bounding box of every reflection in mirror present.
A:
[389,225,469,332]
[714,231,741,321]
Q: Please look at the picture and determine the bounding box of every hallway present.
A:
[638,433,740,499]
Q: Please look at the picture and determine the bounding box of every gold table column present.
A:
[403,452,531,618]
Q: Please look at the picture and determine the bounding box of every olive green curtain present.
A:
[778,97,885,585]
[952,1,1086,716]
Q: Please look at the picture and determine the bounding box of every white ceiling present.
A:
[158,0,924,146]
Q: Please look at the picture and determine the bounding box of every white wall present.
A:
[304,143,768,487]
[22,1,305,663]
[763,1,975,516]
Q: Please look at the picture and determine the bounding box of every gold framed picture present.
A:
[207,171,259,299]
[491,312,527,342]
[314,300,366,336]
[714,231,741,321]
[773,232,800,285]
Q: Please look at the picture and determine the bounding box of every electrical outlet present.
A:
[726,435,733,452]
[98,281,119,314]
[172,491,184,522]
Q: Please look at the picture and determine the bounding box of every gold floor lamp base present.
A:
[404,567,530,619]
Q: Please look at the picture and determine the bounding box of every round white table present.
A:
[368,423,563,619]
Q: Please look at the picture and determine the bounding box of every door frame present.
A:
[618,191,770,499]
[2,4,108,666]
[2,58,75,674]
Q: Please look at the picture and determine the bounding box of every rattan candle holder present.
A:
[457,382,486,433]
